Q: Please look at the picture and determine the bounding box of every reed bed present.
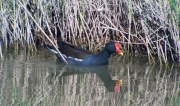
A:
[0,0,180,62]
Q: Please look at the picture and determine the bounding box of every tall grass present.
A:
[0,0,180,63]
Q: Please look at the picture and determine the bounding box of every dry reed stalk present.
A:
[17,0,68,64]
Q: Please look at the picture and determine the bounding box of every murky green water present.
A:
[0,48,179,106]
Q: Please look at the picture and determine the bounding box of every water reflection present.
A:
[51,65,122,92]
[0,49,179,106]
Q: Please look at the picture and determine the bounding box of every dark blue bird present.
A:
[47,41,123,66]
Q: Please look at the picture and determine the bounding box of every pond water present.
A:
[0,48,179,106]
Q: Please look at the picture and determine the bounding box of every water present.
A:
[0,48,179,106]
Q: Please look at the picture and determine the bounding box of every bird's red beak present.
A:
[114,80,123,92]
[115,43,123,56]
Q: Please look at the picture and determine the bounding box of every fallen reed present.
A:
[0,0,179,62]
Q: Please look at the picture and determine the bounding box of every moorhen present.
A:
[47,41,123,66]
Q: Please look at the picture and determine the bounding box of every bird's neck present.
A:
[93,49,111,64]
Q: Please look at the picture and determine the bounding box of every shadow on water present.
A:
[0,48,180,106]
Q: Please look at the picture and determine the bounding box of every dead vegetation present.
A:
[0,0,179,63]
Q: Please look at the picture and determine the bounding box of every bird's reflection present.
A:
[50,65,122,92]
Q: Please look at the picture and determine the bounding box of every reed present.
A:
[0,0,180,62]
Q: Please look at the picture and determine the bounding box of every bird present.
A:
[47,41,123,66]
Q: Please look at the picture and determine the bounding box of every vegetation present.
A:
[0,0,179,63]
